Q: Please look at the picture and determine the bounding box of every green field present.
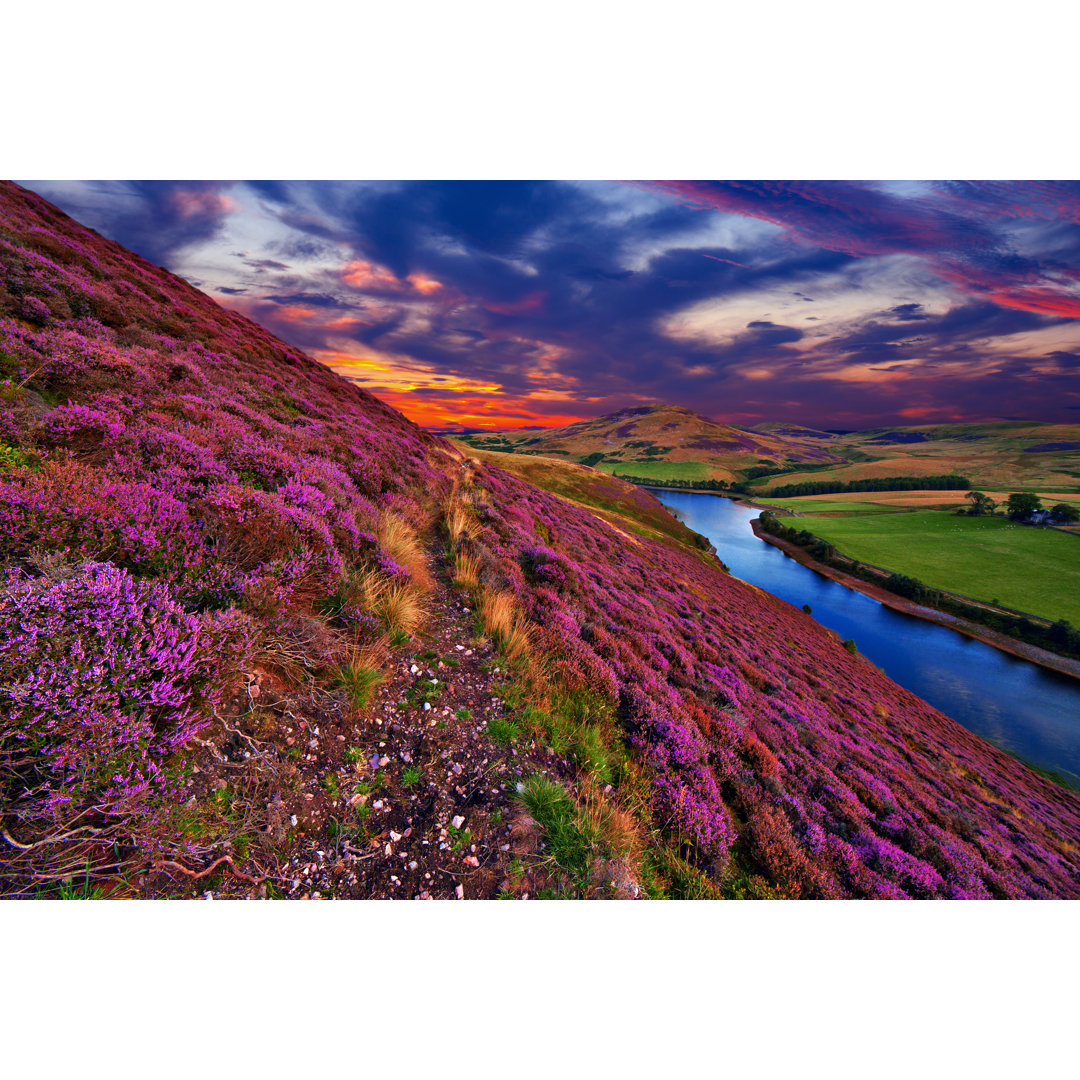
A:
[761,498,918,514]
[786,510,1080,624]
[596,459,711,481]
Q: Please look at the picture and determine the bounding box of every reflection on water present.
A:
[657,489,1080,785]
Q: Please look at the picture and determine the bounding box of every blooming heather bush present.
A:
[0,563,251,856]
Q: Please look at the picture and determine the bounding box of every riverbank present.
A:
[750,518,1080,682]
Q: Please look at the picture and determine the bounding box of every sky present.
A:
[22,179,1080,432]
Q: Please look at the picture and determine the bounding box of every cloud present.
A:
[26,180,238,265]
[637,180,1080,318]
[22,179,1080,430]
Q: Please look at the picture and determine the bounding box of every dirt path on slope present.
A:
[145,546,576,900]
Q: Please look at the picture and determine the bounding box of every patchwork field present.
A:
[777,508,1080,625]
[754,422,1080,495]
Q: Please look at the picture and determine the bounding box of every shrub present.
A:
[0,562,250,869]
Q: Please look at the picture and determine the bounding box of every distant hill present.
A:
[458,403,845,484]
[461,408,1080,495]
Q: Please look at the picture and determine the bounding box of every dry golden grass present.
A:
[452,550,480,590]
[375,513,432,590]
[579,779,644,868]
[443,501,480,545]
[353,568,428,637]
[477,588,530,660]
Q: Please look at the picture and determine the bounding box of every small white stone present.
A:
[389,830,402,842]
[455,884,465,900]
[452,815,465,829]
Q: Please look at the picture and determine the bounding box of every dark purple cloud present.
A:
[18,179,1080,429]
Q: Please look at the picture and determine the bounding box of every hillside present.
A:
[458,403,844,484]
[462,408,1080,496]
[2,181,1079,899]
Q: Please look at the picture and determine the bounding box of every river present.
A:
[655,489,1080,787]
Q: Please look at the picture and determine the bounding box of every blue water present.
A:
[656,490,1080,786]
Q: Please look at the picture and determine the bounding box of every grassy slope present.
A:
[784,510,1080,624]
[451,443,715,557]
[595,459,711,481]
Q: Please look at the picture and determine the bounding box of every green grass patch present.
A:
[485,717,521,745]
[334,656,385,709]
[599,459,712,481]
[516,776,609,886]
[791,510,1080,624]
[761,497,926,514]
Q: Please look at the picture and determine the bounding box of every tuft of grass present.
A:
[485,717,521,746]
[401,766,422,788]
[343,745,364,765]
[335,642,386,709]
[455,707,473,722]
[516,775,608,887]
[376,512,432,590]
[452,551,480,590]
[477,588,530,659]
[321,773,340,797]
[353,569,429,638]
[444,501,479,545]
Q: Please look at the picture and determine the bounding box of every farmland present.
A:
[769,507,1080,625]
[597,458,712,482]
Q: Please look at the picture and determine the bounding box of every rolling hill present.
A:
[3,181,1079,900]
[461,407,1080,496]
[459,403,845,485]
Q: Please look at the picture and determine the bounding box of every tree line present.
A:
[765,474,971,498]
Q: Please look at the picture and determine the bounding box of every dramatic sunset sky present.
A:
[24,180,1080,431]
